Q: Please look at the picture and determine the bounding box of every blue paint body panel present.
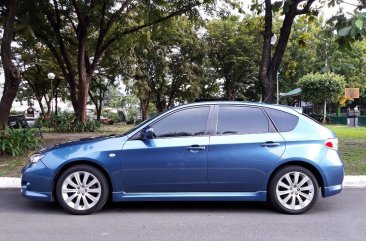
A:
[21,101,344,205]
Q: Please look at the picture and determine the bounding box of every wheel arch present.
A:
[52,160,113,200]
[267,161,325,195]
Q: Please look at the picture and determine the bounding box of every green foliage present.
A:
[126,109,139,125]
[328,5,366,50]
[204,15,262,100]
[0,128,41,156]
[281,16,366,96]
[105,112,120,123]
[38,113,101,133]
[298,72,346,104]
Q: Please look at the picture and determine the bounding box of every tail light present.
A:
[324,138,338,151]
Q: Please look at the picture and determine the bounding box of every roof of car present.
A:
[175,101,301,115]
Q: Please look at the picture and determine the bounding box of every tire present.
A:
[268,165,319,214]
[56,165,109,215]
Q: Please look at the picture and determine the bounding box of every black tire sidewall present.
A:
[269,165,319,214]
[56,165,109,215]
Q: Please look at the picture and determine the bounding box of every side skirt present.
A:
[112,191,267,202]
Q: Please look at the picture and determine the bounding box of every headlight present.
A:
[29,154,45,164]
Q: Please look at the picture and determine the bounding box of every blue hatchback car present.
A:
[21,102,344,214]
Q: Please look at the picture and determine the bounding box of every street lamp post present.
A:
[47,73,55,117]
[270,34,280,104]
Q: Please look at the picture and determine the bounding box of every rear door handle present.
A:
[261,141,280,147]
[187,145,206,151]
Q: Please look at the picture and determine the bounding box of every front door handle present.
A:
[187,145,206,151]
[261,141,280,147]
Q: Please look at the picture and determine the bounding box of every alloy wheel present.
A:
[61,171,102,211]
[276,171,315,211]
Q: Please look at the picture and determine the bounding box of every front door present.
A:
[121,106,211,193]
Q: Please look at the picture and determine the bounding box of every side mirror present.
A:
[141,126,155,140]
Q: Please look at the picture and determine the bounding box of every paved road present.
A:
[0,189,365,241]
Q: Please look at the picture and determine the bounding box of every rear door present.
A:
[208,105,286,192]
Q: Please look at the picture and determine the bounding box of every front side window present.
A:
[152,107,210,138]
[217,106,270,135]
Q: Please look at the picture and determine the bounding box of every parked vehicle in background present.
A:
[8,115,28,129]
[21,101,344,215]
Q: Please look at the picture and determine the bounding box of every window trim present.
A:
[213,105,276,136]
[129,105,213,140]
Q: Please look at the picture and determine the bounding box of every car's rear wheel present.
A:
[269,166,319,214]
[56,165,109,215]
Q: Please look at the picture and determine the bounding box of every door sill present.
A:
[112,191,267,202]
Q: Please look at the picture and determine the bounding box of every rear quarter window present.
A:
[265,108,299,132]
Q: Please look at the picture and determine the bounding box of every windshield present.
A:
[122,105,184,136]
[122,112,162,136]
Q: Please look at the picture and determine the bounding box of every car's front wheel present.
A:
[269,166,319,214]
[56,165,109,215]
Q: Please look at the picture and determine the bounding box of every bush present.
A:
[0,128,42,156]
[37,112,101,132]
[106,112,119,123]
[298,72,346,105]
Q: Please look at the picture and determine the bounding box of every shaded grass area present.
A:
[326,125,366,175]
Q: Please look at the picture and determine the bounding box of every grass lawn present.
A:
[1,124,365,177]
[325,125,366,175]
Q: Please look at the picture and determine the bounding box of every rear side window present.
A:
[217,106,271,135]
[265,108,299,132]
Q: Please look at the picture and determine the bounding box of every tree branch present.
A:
[100,2,201,54]
[295,0,316,15]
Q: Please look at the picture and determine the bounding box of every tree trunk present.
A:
[259,0,274,103]
[96,106,102,121]
[259,0,316,104]
[77,22,90,123]
[35,95,47,119]
[0,0,21,129]
[140,99,149,121]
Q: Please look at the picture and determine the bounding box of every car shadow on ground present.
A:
[18,199,275,215]
[103,200,275,214]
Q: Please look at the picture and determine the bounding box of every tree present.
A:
[0,0,21,129]
[122,17,206,119]
[21,0,217,122]
[88,71,117,121]
[205,16,262,100]
[281,16,366,95]
[298,72,346,122]
[16,43,65,119]
[327,0,366,49]
[251,0,318,103]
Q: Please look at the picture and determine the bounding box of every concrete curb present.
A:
[0,177,21,188]
[1,176,366,189]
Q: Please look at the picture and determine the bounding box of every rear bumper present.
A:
[322,184,342,197]
[319,149,344,198]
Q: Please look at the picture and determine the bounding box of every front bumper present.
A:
[21,161,54,202]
